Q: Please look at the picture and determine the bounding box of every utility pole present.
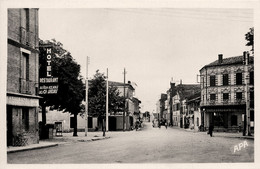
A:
[244,52,251,136]
[85,56,89,136]
[106,68,109,132]
[123,68,126,131]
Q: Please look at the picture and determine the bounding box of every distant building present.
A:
[7,9,40,146]
[108,81,135,130]
[200,53,254,133]
[159,93,167,122]
[165,82,177,125]
[172,83,200,128]
[186,92,201,130]
[40,80,140,132]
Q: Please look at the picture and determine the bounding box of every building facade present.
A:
[186,92,201,130]
[108,81,138,130]
[172,83,201,128]
[7,8,40,146]
[200,53,254,133]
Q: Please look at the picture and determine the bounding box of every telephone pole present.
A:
[106,68,109,132]
[85,56,90,136]
[244,52,251,136]
[123,68,127,131]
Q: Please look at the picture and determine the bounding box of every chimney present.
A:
[218,54,223,63]
[243,51,249,65]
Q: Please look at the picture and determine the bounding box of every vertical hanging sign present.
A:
[46,47,52,77]
[39,46,59,95]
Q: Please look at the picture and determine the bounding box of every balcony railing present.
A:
[209,100,216,105]
[200,100,246,106]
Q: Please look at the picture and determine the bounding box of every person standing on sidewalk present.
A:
[165,122,168,129]
[209,123,214,137]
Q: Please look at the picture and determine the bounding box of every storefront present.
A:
[203,105,245,132]
[7,93,40,146]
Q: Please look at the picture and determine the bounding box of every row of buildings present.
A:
[38,81,142,132]
[156,53,254,134]
[6,8,142,147]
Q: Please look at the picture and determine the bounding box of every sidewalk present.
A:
[182,127,254,140]
[7,131,111,153]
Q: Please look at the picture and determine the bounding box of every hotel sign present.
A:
[39,46,58,95]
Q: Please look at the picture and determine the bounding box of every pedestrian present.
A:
[165,122,168,129]
[208,123,214,137]
[135,122,139,131]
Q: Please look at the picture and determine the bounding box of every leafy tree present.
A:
[245,27,254,54]
[39,39,84,137]
[88,70,125,131]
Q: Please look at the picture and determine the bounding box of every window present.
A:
[250,91,254,100]
[250,71,254,85]
[202,77,205,88]
[236,73,242,85]
[210,75,216,86]
[223,74,229,86]
[236,92,242,100]
[197,117,199,126]
[22,108,29,131]
[223,93,229,101]
[25,9,29,32]
[250,110,254,121]
[231,115,237,126]
[23,52,29,80]
[176,103,180,110]
[210,94,216,101]
[250,91,254,108]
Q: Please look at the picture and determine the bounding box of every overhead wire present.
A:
[104,8,253,23]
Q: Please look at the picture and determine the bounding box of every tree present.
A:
[88,70,125,132]
[39,39,84,137]
[245,27,254,54]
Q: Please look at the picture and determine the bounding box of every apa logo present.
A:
[233,141,248,153]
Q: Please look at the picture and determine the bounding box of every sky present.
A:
[39,8,253,113]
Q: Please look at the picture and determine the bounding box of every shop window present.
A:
[22,108,29,131]
[236,73,242,85]
[223,74,229,86]
[231,115,237,126]
[210,75,216,86]
[213,112,224,126]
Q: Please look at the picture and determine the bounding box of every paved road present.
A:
[7,122,254,163]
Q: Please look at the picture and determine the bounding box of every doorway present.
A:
[7,106,13,146]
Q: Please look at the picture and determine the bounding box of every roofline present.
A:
[199,55,254,72]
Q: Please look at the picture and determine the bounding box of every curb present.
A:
[7,143,58,154]
[7,136,111,153]
[91,136,110,141]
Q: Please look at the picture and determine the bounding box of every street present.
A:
[7,122,254,163]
